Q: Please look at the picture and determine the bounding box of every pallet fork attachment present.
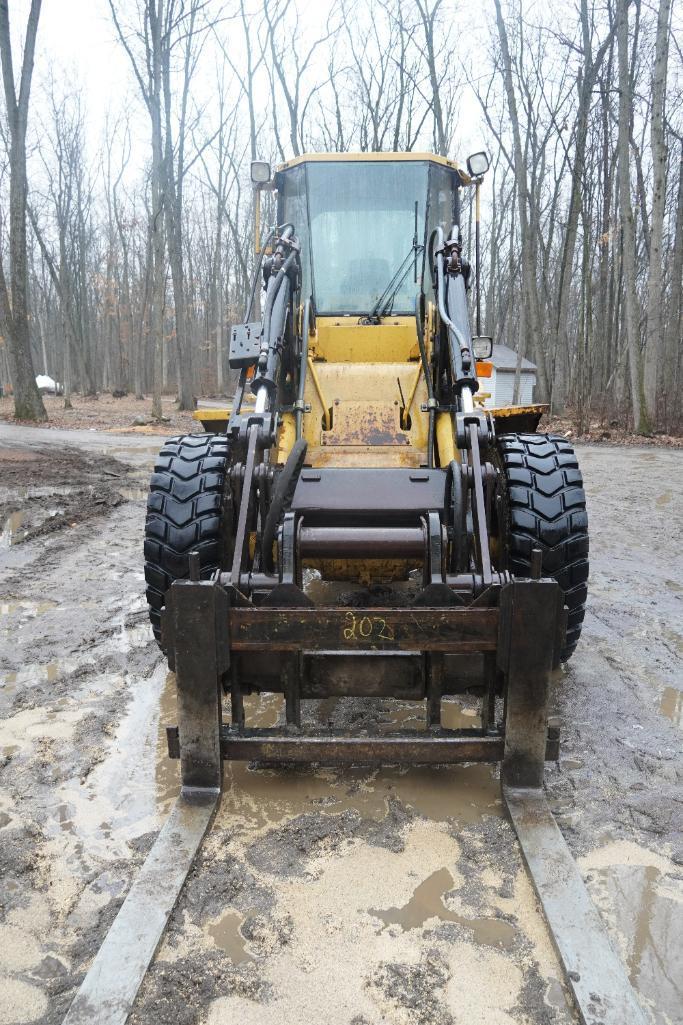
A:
[63,575,646,1025]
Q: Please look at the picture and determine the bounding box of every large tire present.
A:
[497,433,589,662]
[144,434,231,648]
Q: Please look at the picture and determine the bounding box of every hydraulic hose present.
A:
[252,248,298,400]
[296,299,313,440]
[415,297,435,467]
[243,228,276,322]
[430,225,478,410]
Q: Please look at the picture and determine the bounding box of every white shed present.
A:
[479,345,537,409]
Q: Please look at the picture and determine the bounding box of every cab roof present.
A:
[277,152,472,184]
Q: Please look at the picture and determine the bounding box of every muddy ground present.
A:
[0,425,681,1025]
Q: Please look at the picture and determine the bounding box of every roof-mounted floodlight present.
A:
[251,160,271,186]
[466,151,490,177]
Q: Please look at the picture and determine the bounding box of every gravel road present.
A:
[0,424,681,1025]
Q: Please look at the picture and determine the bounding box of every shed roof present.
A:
[491,344,536,372]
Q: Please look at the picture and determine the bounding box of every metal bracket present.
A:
[455,410,493,449]
[499,578,562,788]
[229,321,263,369]
[170,577,229,793]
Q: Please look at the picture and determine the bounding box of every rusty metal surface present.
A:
[322,399,410,447]
[170,579,228,793]
[490,402,549,418]
[304,650,423,698]
[216,728,560,764]
[499,579,564,788]
[301,361,430,467]
[504,786,647,1025]
[61,791,217,1025]
[228,605,499,652]
[490,403,549,434]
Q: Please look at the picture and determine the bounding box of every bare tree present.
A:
[492,0,549,397]
[109,0,166,419]
[643,0,672,427]
[616,0,646,433]
[0,0,46,420]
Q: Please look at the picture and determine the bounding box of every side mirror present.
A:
[472,336,493,360]
[466,151,490,178]
[251,160,271,186]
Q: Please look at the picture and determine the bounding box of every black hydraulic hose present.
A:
[257,251,295,370]
[431,225,479,401]
[261,439,308,574]
[243,228,276,322]
[243,223,295,323]
[253,251,297,397]
[296,299,313,440]
[415,297,435,468]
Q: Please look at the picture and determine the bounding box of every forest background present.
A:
[0,0,681,437]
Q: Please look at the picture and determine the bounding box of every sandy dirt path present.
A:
[0,425,681,1025]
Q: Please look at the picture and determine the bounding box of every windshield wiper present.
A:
[362,241,425,324]
[361,200,424,324]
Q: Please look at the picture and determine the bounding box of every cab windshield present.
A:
[301,161,429,316]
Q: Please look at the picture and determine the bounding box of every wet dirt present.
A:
[369,865,517,948]
[0,442,138,553]
[0,427,681,1025]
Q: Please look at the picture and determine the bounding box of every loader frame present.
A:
[63,153,645,1025]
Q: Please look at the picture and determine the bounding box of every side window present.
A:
[423,165,456,295]
[280,165,311,300]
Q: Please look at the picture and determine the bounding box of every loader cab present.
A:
[249,153,469,471]
[274,154,464,320]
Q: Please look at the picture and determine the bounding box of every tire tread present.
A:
[498,433,589,661]
[144,434,229,648]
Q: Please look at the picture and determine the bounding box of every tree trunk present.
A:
[492,0,549,399]
[0,0,47,421]
[616,0,647,433]
[643,0,671,427]
[664,138,683,424]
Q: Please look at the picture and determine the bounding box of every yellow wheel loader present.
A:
[63,154,648,1025]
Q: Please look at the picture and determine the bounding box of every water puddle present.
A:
[0,599,58,617]
[217,747,499,832]
[0,660,72,700]
[659,686,683,728]
[43,662,173,861]
[370,866,515,948]
[441,700,480,730]
[588,859,683,1021]
[119,487,148,502]
[207,909,254,963]
[156,671,180,810]
[212,688,500,832]
[1,510,27,547]
[0,507,64,548]
[544,977,568,1009]
[117,619,153,653]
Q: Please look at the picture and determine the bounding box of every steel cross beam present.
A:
[62,579,227,1025]
[500,580,647,1025]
